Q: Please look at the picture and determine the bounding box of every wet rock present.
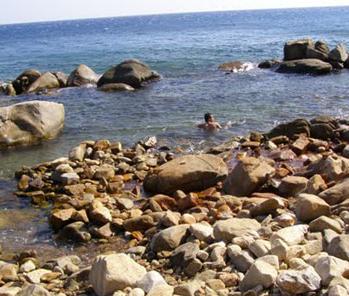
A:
[319,178,349,205]
[267,118,310,139]
[50,208,77,230]
[12,69,41,94]
[89,253,147,296]
[258,59,280,69]
[295,193,331,222]
[329,44,348,63]
[315,255,349,285]
[223,156,275,196]
[277,265,321,294]
[144,154,227,195]
[26,72,60,93]
[67,64,99,86]
[97,59,160,89]
[136,271,167,293]
[150,225,189,252]
[59,221,91,242]
[239,259,277,292]
[0,101,65,148]
[213,218,261,242]
[284,39,314,60]
[218,61,252,72]
[276,59,333,75]
[327,235,349,261]
[98,83,135,92]
[309,216,343,233]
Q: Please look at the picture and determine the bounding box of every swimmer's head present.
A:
[204,113,213,123]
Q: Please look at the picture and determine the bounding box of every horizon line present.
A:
[0,5,348,26]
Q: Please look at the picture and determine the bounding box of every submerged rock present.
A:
[0,101,65,148]
[97,59,160,89]
[218,61,253,72]
[144,154,228,195]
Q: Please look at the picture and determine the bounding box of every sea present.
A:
[0,6,349,251]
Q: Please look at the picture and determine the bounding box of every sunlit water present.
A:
[0,7,349,252]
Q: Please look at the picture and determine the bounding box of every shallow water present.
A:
[1,7,349,252]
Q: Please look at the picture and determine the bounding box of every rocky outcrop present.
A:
[12,69,41,94]
[144,154,228,195]
[67,64,99,87]
[276,59,333,75]
[0,101,65,148]
[97,59,160,89]
[284,39,314,60]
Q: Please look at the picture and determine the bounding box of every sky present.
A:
[1,0,349,25]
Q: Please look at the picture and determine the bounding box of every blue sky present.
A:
[1,0,349,24]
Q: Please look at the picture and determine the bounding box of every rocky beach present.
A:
[2,7,349,296]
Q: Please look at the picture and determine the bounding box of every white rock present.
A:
[147,284,174,296]
[270,225,308,246]
[89,254,147,296]
[315,255,349,285]
[0,286,21,296]
[136,271,167,293]
[189,222,213,241]
[25,269,51,284]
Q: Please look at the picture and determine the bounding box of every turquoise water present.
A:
[1,7,349,177]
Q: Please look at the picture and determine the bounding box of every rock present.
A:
[315,40,330,54]
[309,156,349,183]
[218,61,253,72]
[328,235,349,261]
[67,64,99,86]
[150,225,189,252]
[189,222,213,241]
[17,284,51,296]
[147,284,174,296]
[174,280,203,296]
[284,39,314,60]
[50,208,77,230]
[250,198,283,217]
[0,263,18,281]
[311,123,337,140]
[227,245,254,272]
[69,144,86,162]
[129,288,145,296]
[97,59,160,89]
[306,47,329,61]
[258,59,280,69]
[329,44,348,63]
[295,194,331,222]
[53,71,68,87]
[26,72,60,93]
[278,176,308,196]
[89,254,147,296]
[277,58,333,75]
[98,83,135,92]
[239,260,277,292]
[277,265,321,294]
[223,156,275,196]
[144,154,228,195]
[4,83,16,96]
[309,216,342,233]
[267,118,310,139]
[89,201,112,224]
[291,135,310,154]
[213,218,261,242]
[170,242,200,268]
[0,101,65,148]
[94,164,115,181]
[328,285,348,296]
[305,174,327,195]
[26,268,51,284]
[271,225,308,246]
[315,255,349,285]
[12,69,41,94]
[136,271,167,293]
[319,178,349,205]
[123,215,155,232]
[249,239,271,258]
[0,287,21,296]
[59,221,91,242]
[20,260,36,273]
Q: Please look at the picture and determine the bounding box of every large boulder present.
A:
[223,156,275,196]
[267,118,310,139]
[144,154,228,195]
[97,59,160,89]
[12,69,41,94]
[89,253,147,296]
[284,39,314,61]
[295,194,331,222]
[0,101,65,148]
[319,178,349,205]
[67,64,99,87]
[329,44,348,63]
[276,59,333,75]
[26,72,60,93]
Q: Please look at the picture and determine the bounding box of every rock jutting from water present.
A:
[5,114,349,295]
[0,100,65,148]
[0,59,160,96]
[259,38,349,75]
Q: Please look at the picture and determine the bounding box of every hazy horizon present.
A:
[1,0,349,25]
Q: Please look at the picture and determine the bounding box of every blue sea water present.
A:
[1,7,349,178]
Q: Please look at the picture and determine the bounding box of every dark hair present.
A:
[204,113,212,123]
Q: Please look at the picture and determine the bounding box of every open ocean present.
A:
[1,6,349,178]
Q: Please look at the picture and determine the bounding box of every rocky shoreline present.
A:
[0,115,349,295]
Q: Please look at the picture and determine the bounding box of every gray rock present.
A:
[284,39,314,60]
[17,284,51,296]
[328,235,349,261]
[26,72,60,93]
[12,69,41,94]
[295,194,331,222]
[319,178,349,205]
[150,225,189,252]
[67,64,99,86]
[136,271,167,293]
[315,255,349,285]
[98,83,135,92]
[329,44,348,63]
[276,59,333,75]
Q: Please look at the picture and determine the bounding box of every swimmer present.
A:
[197,113,222,131]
